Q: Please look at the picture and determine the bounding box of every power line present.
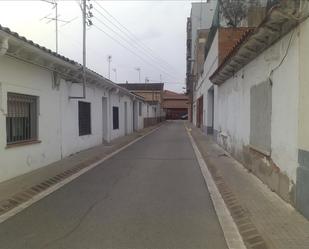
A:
[72,1,180,82]
[92,6,177,75]
[92,24,178,81]
[92,15,175,77]
[94,1,179,73]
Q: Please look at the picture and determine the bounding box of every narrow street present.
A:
[0,121,228,249]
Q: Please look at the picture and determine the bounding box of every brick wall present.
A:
[218,28,253,65]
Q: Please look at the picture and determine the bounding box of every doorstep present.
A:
[0,123,163,219]
[188,123,309,249]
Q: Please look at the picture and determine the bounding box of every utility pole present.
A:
[135,67,141,83]
[112,68,117,82]
[107,55,112,80]
[82,0,86,98]
[69,0,93,99]
[54,1,58,53]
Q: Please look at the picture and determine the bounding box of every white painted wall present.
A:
[215,29,300,182]
[190,1,217,59]
[0,55,145,183]
[0,56,62,182]
[135,101,147,130]
[193,30,219,129]
[298,18,309,151]
[109,91,134,140]
[60,82,109,157]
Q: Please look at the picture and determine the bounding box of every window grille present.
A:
[113,106,119,130]
[6,93,38,145]
[78,101,91,136]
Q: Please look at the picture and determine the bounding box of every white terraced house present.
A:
[0,24,163,183]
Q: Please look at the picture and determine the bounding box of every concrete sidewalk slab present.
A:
[0,124,164,220]
[189,123,309,249]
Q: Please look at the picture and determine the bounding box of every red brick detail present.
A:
[218,28,254,65]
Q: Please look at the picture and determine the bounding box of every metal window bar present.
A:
[6,93,37,144]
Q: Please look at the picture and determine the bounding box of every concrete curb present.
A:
[186,127,247,249]
[0,124,164,224]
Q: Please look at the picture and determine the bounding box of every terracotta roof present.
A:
[210,3,303,85]
[0,24,147,101]
[218,27,255,65]
[146,100,159,105]
[0,24,77,65]
[163,90,188,100]
[211,29,255,81]
[118,83,164,91]
[162,99,188,109]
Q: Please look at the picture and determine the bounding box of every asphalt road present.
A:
[0,121,228,249]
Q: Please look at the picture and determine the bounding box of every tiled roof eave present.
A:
[0,25,141,100]
[210,6,301,85]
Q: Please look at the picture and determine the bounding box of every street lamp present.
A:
[107,55,112,80]
[112,68,117,82]
[135,67,141,83]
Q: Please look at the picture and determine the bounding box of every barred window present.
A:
[78,101,91,136]
[6,93,38,145]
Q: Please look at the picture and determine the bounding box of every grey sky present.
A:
[0,0,197,93]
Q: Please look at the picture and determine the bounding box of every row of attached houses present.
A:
[0,25,165,184]
[188,0,309,219]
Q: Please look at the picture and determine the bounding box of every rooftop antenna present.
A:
[40,0,77,53]
[135,67,141,83]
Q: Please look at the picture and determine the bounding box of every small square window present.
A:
[78,101,91,136]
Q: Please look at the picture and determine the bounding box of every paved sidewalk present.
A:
[188,123,309,249]
[0,123,163,216]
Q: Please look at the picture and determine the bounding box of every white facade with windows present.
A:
[0,26,159,183]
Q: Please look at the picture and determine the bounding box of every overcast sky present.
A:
[0,0,198,93]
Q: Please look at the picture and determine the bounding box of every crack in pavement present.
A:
[39,164,136,249]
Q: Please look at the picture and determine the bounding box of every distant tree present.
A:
[219,0,264,27]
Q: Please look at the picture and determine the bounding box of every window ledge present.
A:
[249,145,271,157]
[6,140,42,149]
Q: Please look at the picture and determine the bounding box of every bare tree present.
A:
[219,0,264,27]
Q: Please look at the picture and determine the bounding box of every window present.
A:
[6,92,38,145]
[78,101,91,136]
[113,106,119,130]
[250,80,272,155]
[139,102,142,116]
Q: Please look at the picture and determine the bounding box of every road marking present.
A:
[0,124,164,224]
[186,127,247,249]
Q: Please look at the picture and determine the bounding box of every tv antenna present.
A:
[40,0,77,53]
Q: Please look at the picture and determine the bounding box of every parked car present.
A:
[180,114,188,120]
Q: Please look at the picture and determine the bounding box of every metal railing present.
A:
[6,93,38,144]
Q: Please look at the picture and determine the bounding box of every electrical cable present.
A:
[94,1,179,73]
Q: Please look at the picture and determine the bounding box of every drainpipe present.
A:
[0,37,9,56]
